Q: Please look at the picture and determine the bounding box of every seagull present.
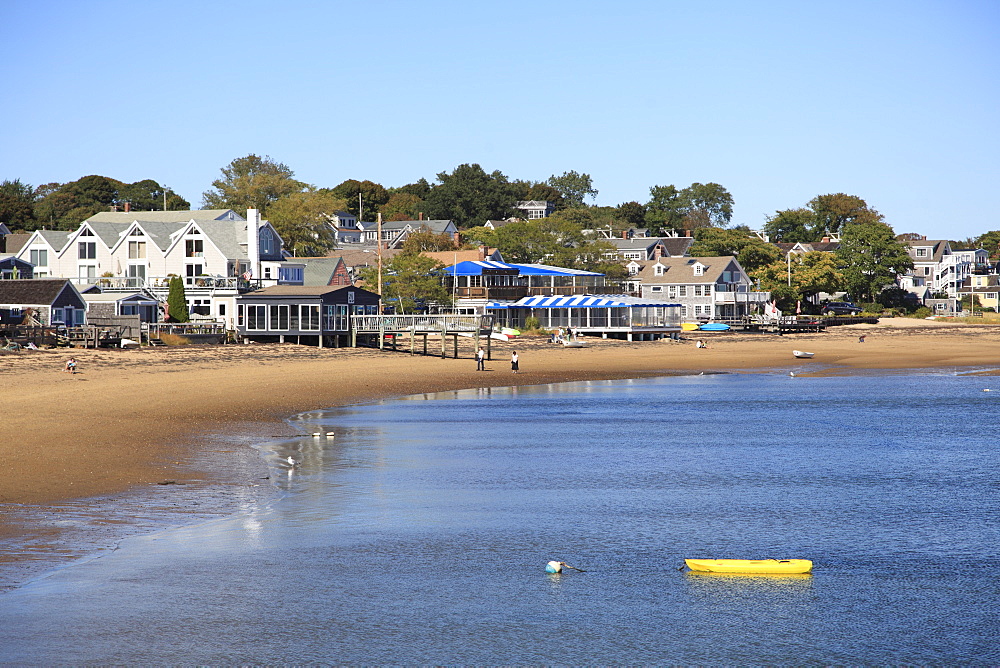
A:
[789,371,796,377]
[286,456,299,467]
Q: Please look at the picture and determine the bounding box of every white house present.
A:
[15,209,303,326]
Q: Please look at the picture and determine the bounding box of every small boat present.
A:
[793,350,814,359]
[685,558,813,574]
[681,322,700,331]
[562,339,587,348]
[699,323,730,332]
[501,327,520,337]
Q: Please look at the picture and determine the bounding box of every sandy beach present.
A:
[2,318,1000,558]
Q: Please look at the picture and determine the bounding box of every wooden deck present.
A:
[351,314,495,358]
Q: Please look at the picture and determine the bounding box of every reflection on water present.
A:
[0,374,997,665]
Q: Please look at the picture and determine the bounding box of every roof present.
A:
[661,237,694,257]
[0,279,79,305]
[81,291,156,304]
[2,233,32,254]
[362,219,456,233]
[492,294,680,308]
[631,256,741,284]
[85,209,243,224]
[443,260,603,277]
[335,248,403,269]
[296,257,347,286]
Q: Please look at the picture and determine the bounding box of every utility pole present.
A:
[377,212,383,313]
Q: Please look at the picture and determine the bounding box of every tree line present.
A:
[2,153,995,312]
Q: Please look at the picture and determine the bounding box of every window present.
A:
[186,239,204,257]
[624,252,642,260]
[270,304,289,330]
[628,265,639,276]
[260,230,274,255]
[186,264,204,283]
[651,286,662,292]
[722,271,732,282]
[79,265,96,279]
[916,248,928,257]
[30,249,48,266]
[654,265,664,276]
[678,286,687,297]
[300,305,320,330]
[668,286,677,298]
[128,241,146,259]
[191,299,210,316]
[246,305,266,330]
[78,242,96,259]
[335,304,348,330]
[692,263,704,276]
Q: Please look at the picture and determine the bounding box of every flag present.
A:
[242,271,252,280]
[796,300,801,314]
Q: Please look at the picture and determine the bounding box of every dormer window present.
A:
[654,264,664,276]
[692,263,704,276]
[915,248,928,257]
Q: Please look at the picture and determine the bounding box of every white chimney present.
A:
[247,208,260,278]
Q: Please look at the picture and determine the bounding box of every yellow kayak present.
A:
[685,558,813,574]
[681,322,700,331]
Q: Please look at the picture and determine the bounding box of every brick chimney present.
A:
[124,202,131,213]
[653,245,662,259]
[478,245,487,260]
[822,236,830,243]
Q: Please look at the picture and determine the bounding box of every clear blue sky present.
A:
[2,0,997,240]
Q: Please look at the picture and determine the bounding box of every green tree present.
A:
[835,222,913,301]
[0,179,37,230]
[399,228,459,253]
[645,182,733,232]
[975,230,1000,261]
[423,164,519,227]
[118,179,189,212]
[266,189,347,256]
[616,201,647,227]
[511,180,564,209]
[380,192,424,221]
[356,252,451,313]
[755,251,844,303]
[330,179,389,222]
[682,182,733,229]
[763,208,817,243]
[166,276,190,323]
[645,184,684,231]
[808,193,880,235]
[464,215,615,270]
[546,170,598,208]
[31,175,124,229]
[202,154,305,216]
[689,227,780,272]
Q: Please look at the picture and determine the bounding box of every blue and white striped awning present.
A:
[506,295,681,308]
[443,260,604,277]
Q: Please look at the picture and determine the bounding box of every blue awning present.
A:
[503,295,681,308]
[443,260,604,277]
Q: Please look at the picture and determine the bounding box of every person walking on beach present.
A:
[511,350,519,374]
[476,347,486,371]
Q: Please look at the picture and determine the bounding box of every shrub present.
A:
[157,333,192,346]
[524,316,540,331]
[911,306,932,318]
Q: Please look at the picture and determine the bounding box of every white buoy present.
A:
[326,432,335,438]
[546,560,563,574]
[312,433,321,438]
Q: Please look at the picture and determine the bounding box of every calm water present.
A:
[0,373,997,664]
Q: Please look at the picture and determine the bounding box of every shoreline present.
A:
[4,318,1000,586]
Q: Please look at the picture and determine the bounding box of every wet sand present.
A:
[2,318,1000,554]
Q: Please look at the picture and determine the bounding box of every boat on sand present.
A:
[793,350,814,359]
[685,558,813,574]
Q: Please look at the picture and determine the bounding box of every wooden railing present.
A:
[352,314,493,333]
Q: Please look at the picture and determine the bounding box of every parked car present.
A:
[822,301,861,315]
